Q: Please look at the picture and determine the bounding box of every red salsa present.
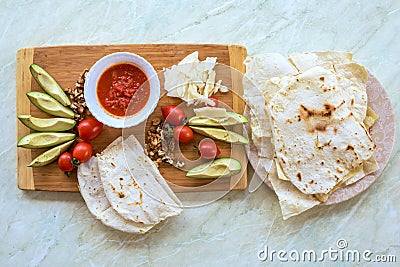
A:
[97,63,150,117]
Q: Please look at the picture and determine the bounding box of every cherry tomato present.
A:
[58,152,74,172]
[196,140,221,159]
[72,142,92,163]
[173,125,194,143]
[202,96,219,107]
[161,105,185,125]
[78,118,103,141]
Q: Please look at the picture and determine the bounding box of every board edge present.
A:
[16,48,35,191]
[228,45,248,190]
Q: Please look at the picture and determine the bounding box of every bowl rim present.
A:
[84,52,160,128]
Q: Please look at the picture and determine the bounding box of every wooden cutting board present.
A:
[16,44,248,192]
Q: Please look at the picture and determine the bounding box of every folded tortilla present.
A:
[288,51,353,73]
[269,167,320,220]
[78,155,153,234]
[98,135,183,226]
[268,66,376,194]
[243,54,298,158]
[243,51,378,219]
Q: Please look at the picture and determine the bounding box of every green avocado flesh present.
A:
[189,126,249,144]
[188,112,248,127]
[26,92,74,118]
[186,158,242,178]
[30,63,71,106]
[27,140,74,167]
[17,132,76,149]
[18,115,75,132]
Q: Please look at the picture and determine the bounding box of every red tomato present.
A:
[202,96,219,107]
[173,126,194,143]
[58,152,74,172]
[197,140,221,159]
[78,118,103,141]
[161,105,185,125]
[72,142,92,163]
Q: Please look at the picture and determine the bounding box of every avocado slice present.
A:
[28,140,74,167]
[30,64,71,106]
[186,158,242,178]
[188,112,248,127]
[26,92,74,118]
[189,126,249,144]
[18,132,76,149]
[18,115,76,132]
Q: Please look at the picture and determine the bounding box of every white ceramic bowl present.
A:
[84,52,160,128]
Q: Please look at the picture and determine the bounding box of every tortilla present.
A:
[243,51,379,219]
[288,51,353,72]
[269,166,320,220]
[78,156,153,234]
[267,66,376,194]
[243,54,298,158]
[98,135,183,226]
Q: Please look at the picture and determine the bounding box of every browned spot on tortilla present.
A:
[336,168,343,174]
[321,161,325,166]
[281,158,286,164]
[351,98,355,105]
[315,122,327,132]
[333,146,338,150]
[299,104,335,120]
[333,127,338,134]
[346,145,355,151]
[286,118,293,124]
[334,175,340,182]
[297,173,302,181]
[118,192,125,198]
[111,162,115,167]
[299,103,340,133]
[336,159,340,164]
[323,87,330,92]
[297,160,301,164]
[310,179,315,184]
[119,177,123,181]
[320,76,325,81]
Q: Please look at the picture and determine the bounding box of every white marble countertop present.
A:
[1,0,399,266]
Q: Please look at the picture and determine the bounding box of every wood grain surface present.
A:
[16,44,248,192]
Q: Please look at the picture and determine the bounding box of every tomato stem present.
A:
[72,158,81,166]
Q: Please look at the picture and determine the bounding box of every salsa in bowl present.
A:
[84,52,160,128]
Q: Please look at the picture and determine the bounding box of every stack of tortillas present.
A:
[243,52,379,220]
[77,135,183,233]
